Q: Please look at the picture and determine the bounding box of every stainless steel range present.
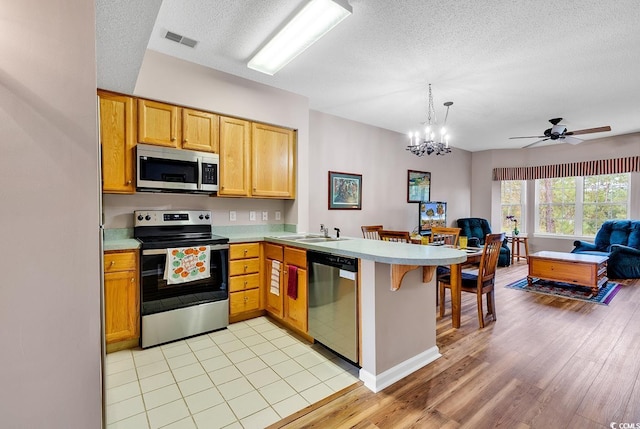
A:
[134,210,229,348]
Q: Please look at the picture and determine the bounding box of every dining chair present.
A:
[378,229,412,243]
[438,233,505,328]
[432,227,463,297]
[430,227,461,246]
[361,225,384,240]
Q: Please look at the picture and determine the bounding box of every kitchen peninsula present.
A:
[266,235,467,392]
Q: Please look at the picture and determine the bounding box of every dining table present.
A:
[445,246,484,328]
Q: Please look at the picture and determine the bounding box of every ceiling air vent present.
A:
[164,31,198,48]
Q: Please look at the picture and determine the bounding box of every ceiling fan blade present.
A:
[565,126,611,136]
[561,136,583,145]
[509,135,545,139]
[523,138,548,148]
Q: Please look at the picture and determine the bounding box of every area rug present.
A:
[505,277,621,305]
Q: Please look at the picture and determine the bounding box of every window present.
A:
[535,173,629,236]
[583,174,630,235]
[500,180,525,233]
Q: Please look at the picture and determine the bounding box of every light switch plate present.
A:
[262,211,268,221]
[229,211,236,221]
[249,211,256,221]
[275,211,281,220]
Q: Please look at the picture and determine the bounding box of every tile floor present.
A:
[105,316,360,429]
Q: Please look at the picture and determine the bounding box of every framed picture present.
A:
[328,171,362,210]
[407,170,431,203]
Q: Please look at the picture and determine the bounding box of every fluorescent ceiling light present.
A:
[248,0,352,75]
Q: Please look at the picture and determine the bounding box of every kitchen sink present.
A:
[295,237,345,243]
[278,234,347,243]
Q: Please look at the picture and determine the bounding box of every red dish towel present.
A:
[287,265,298,299]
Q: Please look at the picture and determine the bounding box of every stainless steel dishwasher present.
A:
[307,250,358,364]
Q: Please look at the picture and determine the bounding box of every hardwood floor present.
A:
[272,262,640,428]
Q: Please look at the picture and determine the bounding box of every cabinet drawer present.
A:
[230,289,260,314]
[264,243,283,260]
[104,251,137,273]
[229,273,260,292]
[229,258,260,275]
[284,246,306,268]
[229,243,260,260]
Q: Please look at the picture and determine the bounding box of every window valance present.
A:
[492,156,640,181]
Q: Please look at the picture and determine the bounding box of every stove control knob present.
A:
[145,215,151,221]
[199,214,204,220]
[137,215,144,221]
[205,214,210,220]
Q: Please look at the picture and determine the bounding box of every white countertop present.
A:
[264,235,467,266]
[102,231,468,266]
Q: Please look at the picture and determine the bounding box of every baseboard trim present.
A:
[359,346,441,393]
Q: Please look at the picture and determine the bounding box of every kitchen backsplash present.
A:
[102,193,290,229]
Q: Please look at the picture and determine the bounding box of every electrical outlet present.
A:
[249,211,256,221]
[229,211,236,221]
[262,211,268,221]
[275,211,281,221]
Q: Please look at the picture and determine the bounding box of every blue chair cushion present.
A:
[572,220,640,279]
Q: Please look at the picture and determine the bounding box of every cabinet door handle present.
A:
[126,180,132,185]
[110,261,115,266]
[184,138,188,143]
[130,277,134,283]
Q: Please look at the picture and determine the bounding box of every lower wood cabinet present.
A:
[104,250,139,352]
[228,242,263,321]
[264,243,308,333]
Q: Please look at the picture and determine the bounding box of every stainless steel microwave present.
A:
[136,143,219,193]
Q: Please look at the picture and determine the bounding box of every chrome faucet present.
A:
[320,224,329,237]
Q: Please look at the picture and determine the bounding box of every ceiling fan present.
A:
[510,118,611,148]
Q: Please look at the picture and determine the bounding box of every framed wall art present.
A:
[328,171,362,210]
[407,170,431,203]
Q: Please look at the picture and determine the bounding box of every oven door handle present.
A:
[142,243,229,256]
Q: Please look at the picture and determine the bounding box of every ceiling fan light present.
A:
[248,0,352,75]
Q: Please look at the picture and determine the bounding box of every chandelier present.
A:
[407,84,453,156]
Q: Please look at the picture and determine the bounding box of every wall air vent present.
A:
[164,30,198,48]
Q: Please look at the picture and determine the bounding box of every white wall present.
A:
[308,111,472,238]
[0,0,102,427]
[471,133,640,253]
[104,193,286,229]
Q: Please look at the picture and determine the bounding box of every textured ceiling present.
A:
[96,0,640,152]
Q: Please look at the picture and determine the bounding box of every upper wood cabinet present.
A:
[182,108,219,153]
[138,99,219,152]
[251,123,296,199]
[138,99,180,148]
[98,90,136,194]
[219,116,251,196]
[218,119,296,199]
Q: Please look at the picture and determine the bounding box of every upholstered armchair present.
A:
[572,220,640,278]
[456,218,511,267]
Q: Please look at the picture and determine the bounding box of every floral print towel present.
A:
[164,246,210,285]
